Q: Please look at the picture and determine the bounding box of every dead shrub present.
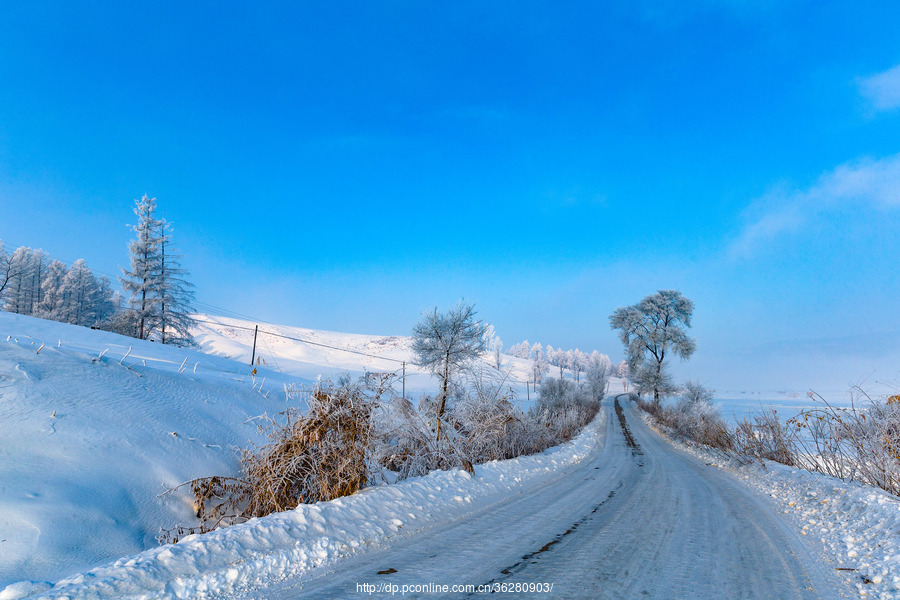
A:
[160,379,381,543]
[732,409,797,466]
[789,390,900,496]
[161,372,602,544]
[636,384,733,452]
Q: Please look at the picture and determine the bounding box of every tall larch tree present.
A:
[121,195,164,340]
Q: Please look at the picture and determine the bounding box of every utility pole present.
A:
[401,361,406,400]
[250,325,259,367]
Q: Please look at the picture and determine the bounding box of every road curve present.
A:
[249,396,850,599]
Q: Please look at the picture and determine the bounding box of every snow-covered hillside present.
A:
[0,312,316,588]
[0,312,542,589]
[191,314,537,400]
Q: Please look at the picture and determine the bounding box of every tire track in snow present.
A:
[476,397,641,589]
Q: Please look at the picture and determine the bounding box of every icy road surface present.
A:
[252,397,850,600]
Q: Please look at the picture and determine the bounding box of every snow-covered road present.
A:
[251,396,851,599]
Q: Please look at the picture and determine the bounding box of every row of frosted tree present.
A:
[0,195,196,346]
[0,248,119,327]
[504,339,622,383]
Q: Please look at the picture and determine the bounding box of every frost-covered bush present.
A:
[161,379,381,543]
[637,381,732,451]
[671,381,732,450]
[677,380,714,411]
[374,393,461,480]
[376,373,601,482]
[537,377,594,411]
[732,409,797,466]
[454,387,534,462]
[535,377,600,442]
[537,377,577,411]
[789,391,900,496]
[164,371,603,543]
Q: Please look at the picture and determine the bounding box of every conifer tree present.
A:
[120,196,195,345]
[121,195,164,339]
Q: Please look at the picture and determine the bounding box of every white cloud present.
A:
[859,64,900,111]
[730,153,900,257]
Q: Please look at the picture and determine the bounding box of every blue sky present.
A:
[2,1,900,396]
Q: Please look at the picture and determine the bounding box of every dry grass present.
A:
[788,390,900,496]
[732,409,797,466]
[161,373,601,544]
[634,384,900,499]
[160,379,381,543]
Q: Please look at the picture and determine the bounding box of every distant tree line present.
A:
[504,340,618,383]
[0,246,119,328]
[0,195,196,346]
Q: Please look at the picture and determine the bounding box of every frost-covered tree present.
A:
[35,259,67,320]
[571,349,588,381]
[609,290,696,407]
[482,324,503,370]
[120,196,195,345]
[531,343,548,383]
[51,259,116,327]
[59,259,99,325]
[562,349,575,379]
[0,241,15,306]
[412,301,487,438]
[94,276,120,324]
[508,340,531,359]
[121,195,164,340]
[4,247,34,314]
[678,380,714,412]
[586,351,610,399]
[18,249,49,315]
[547,348,566,379]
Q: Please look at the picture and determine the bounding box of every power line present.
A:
[192,317,410,365]
[2,238,537,387]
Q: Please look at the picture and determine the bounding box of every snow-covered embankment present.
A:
[3,409,606,600]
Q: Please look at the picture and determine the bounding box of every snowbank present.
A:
[2,410,605,600]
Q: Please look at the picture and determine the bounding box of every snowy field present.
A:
[0,312,311,589]
[191,315,539,409]
[714,397,820,425]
